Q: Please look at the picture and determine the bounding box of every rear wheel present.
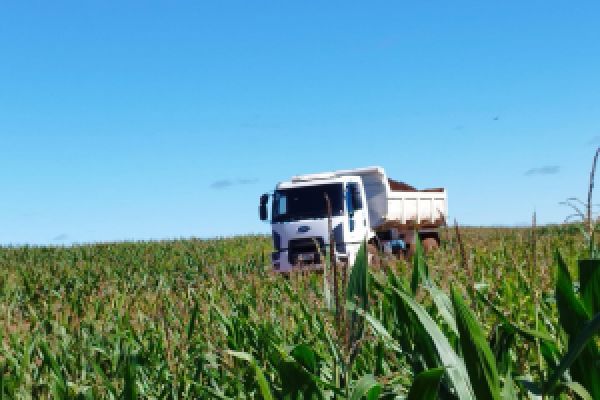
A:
[422,237,439,253]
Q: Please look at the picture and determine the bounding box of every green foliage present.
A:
[406,367,444,400]
[0,227,599,398]
[393,287,475,399]
[553,251,600,397]
[349,375,381,400]
[346,240,369,361]
[545,313,600,397]
[451,286,501,400]
[275,343,323,399]
[226,350,274,400]
[410,233,428,294]
[578,259,600,316]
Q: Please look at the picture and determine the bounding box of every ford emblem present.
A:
[297,225,311,233]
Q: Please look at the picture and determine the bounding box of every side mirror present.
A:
[259,193,269,221]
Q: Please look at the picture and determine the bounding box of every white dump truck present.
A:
[259,166,447,272]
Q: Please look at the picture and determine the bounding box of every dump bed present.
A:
[381,182,447,230]
[335,166,447,230]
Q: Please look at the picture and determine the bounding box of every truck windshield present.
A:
[272,183,344,222]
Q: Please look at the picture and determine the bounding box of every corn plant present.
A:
[0,224,599,398]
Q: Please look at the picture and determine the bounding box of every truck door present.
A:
[345,182,367,251]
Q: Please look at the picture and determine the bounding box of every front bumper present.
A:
[271,250,349,273]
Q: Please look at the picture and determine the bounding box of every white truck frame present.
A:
[259,166,447,272]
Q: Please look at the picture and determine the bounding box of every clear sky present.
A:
[1,1,599,245]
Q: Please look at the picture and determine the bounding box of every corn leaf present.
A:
[92,360,118,398]
[39,341,68,400]
[500,367,518,400]
[561,381,593,400]
[226,350,274,400]
[411,234,428,294]
[274,344,342,397]
[393,288,475,400]
[347,240,369,360]
[406,367,444,400]
[555,251,590,336]
[349,374,381,400]
[187,298,199,340]
[578,259,600,316]
[476,290,553,343]
[348,301,403,354]
[544,311,600,396]
[554,251,600,396]
[452,287,501,400]
[122,353,138,400]
[424,282,458,336]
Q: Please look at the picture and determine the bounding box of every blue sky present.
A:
[1,1,599,245]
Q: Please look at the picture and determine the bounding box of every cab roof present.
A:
[276,166,384,190]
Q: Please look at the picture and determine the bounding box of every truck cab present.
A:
[259,167,447,272]
[262,175,369,272]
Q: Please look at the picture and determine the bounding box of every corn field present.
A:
[1,224,599,399]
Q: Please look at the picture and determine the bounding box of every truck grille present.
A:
[288,237,325,266]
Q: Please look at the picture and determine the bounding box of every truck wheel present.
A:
[367,244,380,268]
[422,237,439,253]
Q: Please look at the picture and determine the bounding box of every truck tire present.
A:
[422,237,439,253]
